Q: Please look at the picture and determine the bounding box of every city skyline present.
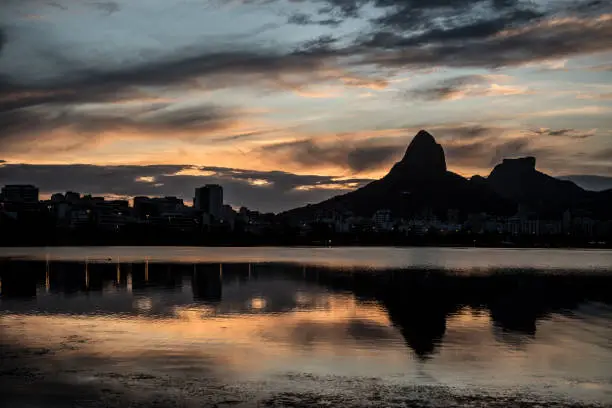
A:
[1,130,611,212]
[1,0,612,212]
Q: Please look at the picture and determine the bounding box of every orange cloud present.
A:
[293,86,343,99]
[294,182,359,191]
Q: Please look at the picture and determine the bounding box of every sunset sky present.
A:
[1,0,611,211]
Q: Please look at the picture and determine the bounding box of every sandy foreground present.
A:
[1,343,607,408]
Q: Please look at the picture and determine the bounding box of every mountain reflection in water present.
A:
[1,258,612,407]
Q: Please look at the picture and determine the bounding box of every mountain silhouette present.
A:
[285,130,513,219]
[488,157,583,213]
[488,157,612,218]
[284,130,611,220]
[394,129,447,175]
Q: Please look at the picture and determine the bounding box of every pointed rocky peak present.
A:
[413,129,436,143]
[392,130,447,175]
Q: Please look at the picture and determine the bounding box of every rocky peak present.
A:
[490,157,536,177]
[392,130,447,175]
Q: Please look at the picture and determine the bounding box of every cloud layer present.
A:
[0,0,610,208]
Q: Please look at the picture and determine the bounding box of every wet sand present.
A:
[1,343,608,408]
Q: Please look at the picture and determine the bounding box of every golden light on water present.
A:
[249,297,267,310]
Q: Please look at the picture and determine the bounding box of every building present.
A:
[194,185,223,218]
[153,211,199,232]
[51,193,65,202]
[94,199,129,213]
[1,185,39,203]
[133,196,184,219]
[81,194,104,203]
[506,217,540,235]
[69,209,92,229]
[220,204,237,230]
[372,209,393,231]
[65,191,81,203]
[96,212,127,231]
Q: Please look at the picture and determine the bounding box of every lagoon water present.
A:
[1,247,612,407]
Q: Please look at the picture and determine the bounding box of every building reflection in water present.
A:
[1,259,611,360]
[192,263,222,303]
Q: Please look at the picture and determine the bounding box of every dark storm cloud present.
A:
[313,0,609,25]
[372,0,531,32]
[299,0,611,69]
[258,139,403,173]
[287,12,342,27]
[314,0,365,18]
[363,9,542,48]
[314,0,611,68]
[0,164,372,212]
[308,0,523,19]
[360,15,612,69]
[295,35,339,54]
[569,0,612,14]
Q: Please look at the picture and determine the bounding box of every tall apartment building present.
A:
[194,185,223,218]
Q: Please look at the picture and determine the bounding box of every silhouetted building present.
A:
[70,209,92,228]
[1,184,39,203]
[82,194,104,203]
[152,211,199,231]
[51,193,65,202]
[96,212,127,231]
[96,199,129,212]
[373,209,393,231]
[194,185,223,218]
[506,217,540,235]
[65,191,81,203]
[133,196,155,219]
[220,204,237,230]
[134,196,184,219]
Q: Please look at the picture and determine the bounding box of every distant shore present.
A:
[1,240,610,249]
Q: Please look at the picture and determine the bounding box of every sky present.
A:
[1,0,611,212]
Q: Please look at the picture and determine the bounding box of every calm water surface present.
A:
[1,247,611,407]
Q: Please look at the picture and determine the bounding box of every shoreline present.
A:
[1,242,611,249]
